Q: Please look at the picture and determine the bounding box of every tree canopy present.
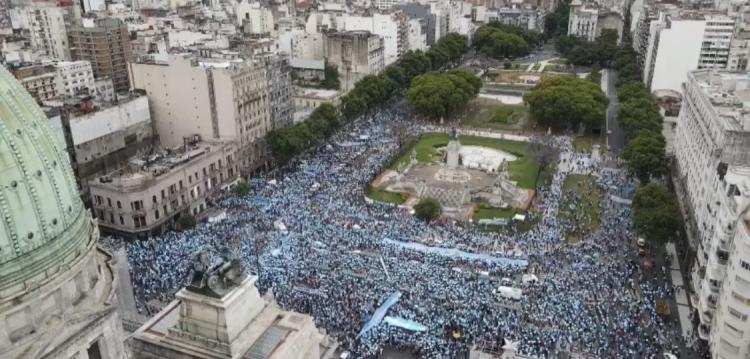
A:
[632,184,680,244]
[414,198,441,222]
[555,29,619,67]
[321,63,340,90]
[405,69,481,120]
[544,0,570,39]
[474,23,539,59]
[524,76,608,130]
[233,180,251,196]
[622,131,666,184]
[267,103,340,163]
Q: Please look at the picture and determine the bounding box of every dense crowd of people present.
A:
[116,106,683,358]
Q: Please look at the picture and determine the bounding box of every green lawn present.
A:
[367,187,409,204]
[531,63,541,71]
[474,205,515,221]
[391,133,540,189]
[464,100,527,131]
[558,174,602,243]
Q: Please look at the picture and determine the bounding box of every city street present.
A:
[604,69,625,153]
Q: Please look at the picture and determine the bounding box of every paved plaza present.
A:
[109,106,691,358]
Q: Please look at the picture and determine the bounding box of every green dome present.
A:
[0,67,95,297]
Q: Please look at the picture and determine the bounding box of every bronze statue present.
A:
[187,246,244,298]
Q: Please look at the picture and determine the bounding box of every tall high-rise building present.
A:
[24,5,70,60]
[674,70,750,359]
[68,18,132,94]
[128,54,273,174]
[0,66,126,358]
[638,10,734,94]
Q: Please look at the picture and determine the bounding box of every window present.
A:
[131,200,143,211]
[119,216,124,225]
[725,322,744,338]
[87,339,103,359]
[742,260,750,272]
[155,210,160,219]
[161,189,166,199]
[152,195,157,204]
[179,180,183,189]
[728,306,748,321]
[107,198,112,207]
[95,195,102,205]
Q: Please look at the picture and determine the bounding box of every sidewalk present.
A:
[666,242,693,339]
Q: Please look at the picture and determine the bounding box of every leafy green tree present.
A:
[233,180,251,196]
[406,71,481,120]
[524,76,608,129]
[383,65,407,89]
[544,0,570,38]
[619,99,662,139]
[414,198,441,221]
[622,131,666,184]
[177,215,197,230]
[321,63,340,90]
[632,184,680,244]
[587,65,602,84]
[474,25,530,59]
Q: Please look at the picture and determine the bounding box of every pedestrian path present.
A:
[666,242,693,339]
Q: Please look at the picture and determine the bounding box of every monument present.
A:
[377,129,531,219]
[129,246,338,359]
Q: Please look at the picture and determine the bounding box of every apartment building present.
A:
[673,70,750,359]
[128,54,273,174]
[323,31,385,92]
[55,60,95,98]
[68,18,132,93]
[341,12,409,66]
[235,0,274,35]
[47,95,156,199]
[24,6,70,60]
[568,0,599,41]
[12,64,59,101]
[640,12,734,94]
[89,139,240,238]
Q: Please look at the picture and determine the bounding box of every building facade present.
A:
[128,55,273,174]
[68,18,132,94]
[88,139,240,238]
[11,64,59,102]
[49,95,157,200]
[323,31,385,92]
[642,12,735,94]
[55,60,95,98]
[0,65,126,359]
[341,12,409,66]
[24,5,70,60]
[568,0,599,41]
[674,70,750,359]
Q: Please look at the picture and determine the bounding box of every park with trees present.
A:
[523,76,608,130]
[405,69,482,120]
[473,23,540,59]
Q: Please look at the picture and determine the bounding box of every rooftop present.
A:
[91,138,232,192]
[692,70,750,132]
[296,88,339,99]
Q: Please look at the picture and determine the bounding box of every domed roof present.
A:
[0,67,96,297]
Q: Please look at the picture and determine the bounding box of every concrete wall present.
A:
[650,20,705,94]
[129,58,214,148]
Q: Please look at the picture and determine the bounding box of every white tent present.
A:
[494,286,522,300]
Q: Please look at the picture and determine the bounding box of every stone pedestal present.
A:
[170,276,264,357]
[446,139,460,169]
